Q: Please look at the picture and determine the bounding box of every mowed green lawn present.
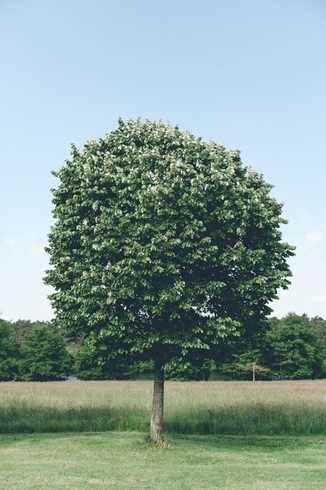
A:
[1,380,326,489]
[1,432,326,489]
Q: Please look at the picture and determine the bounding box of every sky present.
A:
[1,0,325,322]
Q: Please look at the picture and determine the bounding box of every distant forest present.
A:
[1,313,325,382]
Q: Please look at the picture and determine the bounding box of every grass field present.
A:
[1,380,326,489]
[1,380,326,435]
[1,432,326,489]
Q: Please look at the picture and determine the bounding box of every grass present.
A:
[1,380,326,436]
[1,380,326,488]
[1,432,326,489]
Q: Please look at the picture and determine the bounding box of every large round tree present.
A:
[44,118,294,443]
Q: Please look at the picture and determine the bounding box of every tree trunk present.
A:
[150,352,164,444]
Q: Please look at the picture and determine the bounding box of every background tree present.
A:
[164,352,214,381]
[267,313,324,380]
[309,316,326,347]
[74,336,135,380]
[219,347,270,381]
[10,319,58,347]
[0,319,19,381]
[309,316,326,375]
[262,316,293,379]
[44,118,294,443]
[18,326,73,381]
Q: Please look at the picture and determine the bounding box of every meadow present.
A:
[1,379,326,435]
[1,380,326,489]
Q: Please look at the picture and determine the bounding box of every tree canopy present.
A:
[0,319,19,381]
[18,326,73,381]
[44,118,294,441]
[270,313,324,380]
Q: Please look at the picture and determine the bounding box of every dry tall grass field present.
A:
[1,380,326,435]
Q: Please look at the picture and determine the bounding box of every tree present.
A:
[309,316,326,349]
[164,352,214,381]
[309,316,326,376]
[0,319,19,381]
[74,337,135,380]
[267,313,324,379]
[220,348,270,381]
[10,319,58,347]
[44,118,294,443]
[236,359,269,381]
[18,326,73,381]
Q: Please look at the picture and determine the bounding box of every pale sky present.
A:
[1,0,325,322]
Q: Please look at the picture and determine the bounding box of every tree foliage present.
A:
[164,353,213,381]
[44,118,294,441]
[309,316,326,356]
[18,326,73,381]
[219,313,325,380]
[10,319,58,347]
[269,313,324,379]
[74,338,134,380]
[220,348,270,381]
[0,319,19,381]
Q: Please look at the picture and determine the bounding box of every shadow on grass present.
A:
[1,402,326,436]
[165,402,326,436]
[0,404,149,434]
[171,433,326,452]
[1,431,326,456]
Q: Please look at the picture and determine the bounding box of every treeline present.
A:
[0,319,73,381]
[1,313,326,381]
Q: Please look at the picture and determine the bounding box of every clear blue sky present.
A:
[1,0,325,321]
